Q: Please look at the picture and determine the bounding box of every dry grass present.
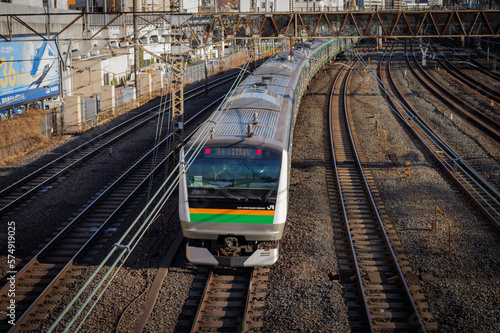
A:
[0,109,51,165]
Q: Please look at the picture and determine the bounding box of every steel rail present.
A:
[382,40,500,228]
[329,55,373,332]
[131,231,184,333]
[403,41,500,219]
[0,72,238,215]
[55,79,240,332]
[189,267,265,332]
[190,268,216,333]
[0,94,227,332]
[438,37,500,82]
[347,55,425,331]
[430,44,500,104]
[241,268,257,333]
[3,127,173,332]
[11,56,255,332]
[330,43,426,332]
[407,41,500,142]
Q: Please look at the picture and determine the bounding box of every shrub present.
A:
[0,109,49,162]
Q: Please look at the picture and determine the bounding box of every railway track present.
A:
[0,93,226,332]
[385,41,500,229]
[327,48,433,331]
[406,40,500,143]
[430,43,500,105]
[131,231,184,332]
[0,133,172,331]
[175,267,268,333]
[0,73,238,217]
[438,37,500,83]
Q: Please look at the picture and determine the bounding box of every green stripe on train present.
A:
[190,213,274,224]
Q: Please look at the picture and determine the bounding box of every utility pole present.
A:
[104,0,107,24]
[217,41,224,73]
[133,0,139,91]
[167,3,192,165]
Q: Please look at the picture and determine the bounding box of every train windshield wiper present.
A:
[216,188,249,201]
[244,163,276,181]
[261,182,278,202]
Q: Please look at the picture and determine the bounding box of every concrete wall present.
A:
[182,0,198,12]
[274,1,290,11]
[125,0,171,11]
[142,44,169,62]
[291,0,344,11]
[11,0,43,6]
[72,53,131,98]
[101,54,131,86]
[152,71,164,91]
[63,95,81,133]
[117,87,136,105]
[101,85,115,112]
[241,0,288,11]
[137,73,152,97]
[56,0,69,9]
[71,58,105,98]
[17,0,69,8]
[0,4,82,40]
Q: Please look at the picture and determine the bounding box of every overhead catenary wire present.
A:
[1,43,245,112]
[0,56,115,109]
[0,47,162,109]
[0,69,129,108]
[70,57,251,332]
[144,68,172,222]
[47,55,253,333]
[1,46,220,113]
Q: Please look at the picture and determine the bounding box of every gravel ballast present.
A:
[1,43,499,332]
[349,43,499,332]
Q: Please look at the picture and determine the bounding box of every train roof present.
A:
[186,38,334,150]
[213,109,279,140]
[226,75,292,111]
[254,59,298,77]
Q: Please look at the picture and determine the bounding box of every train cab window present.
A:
[185,147,281,202]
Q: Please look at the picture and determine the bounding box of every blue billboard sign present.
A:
[0,39,60,110]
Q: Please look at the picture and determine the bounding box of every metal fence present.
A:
[75,47,286,132]
[184,49,250,84]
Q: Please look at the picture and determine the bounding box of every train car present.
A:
[179,37,358,267]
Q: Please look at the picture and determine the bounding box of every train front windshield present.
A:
[185,147,281,202]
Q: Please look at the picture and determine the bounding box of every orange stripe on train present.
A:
[189,208,275,216]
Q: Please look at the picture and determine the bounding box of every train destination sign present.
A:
[203,147,263,159]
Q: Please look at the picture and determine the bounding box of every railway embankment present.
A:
[1,40,499,332]
[350,45,499,332]
[0,108,58,166]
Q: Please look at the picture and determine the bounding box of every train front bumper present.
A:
[186,244,279,267]
[180,220,284,241]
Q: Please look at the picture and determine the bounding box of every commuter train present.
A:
[179,37,358,267]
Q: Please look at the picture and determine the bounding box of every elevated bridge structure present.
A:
[1,10,499,50]
[1,8,497,153]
